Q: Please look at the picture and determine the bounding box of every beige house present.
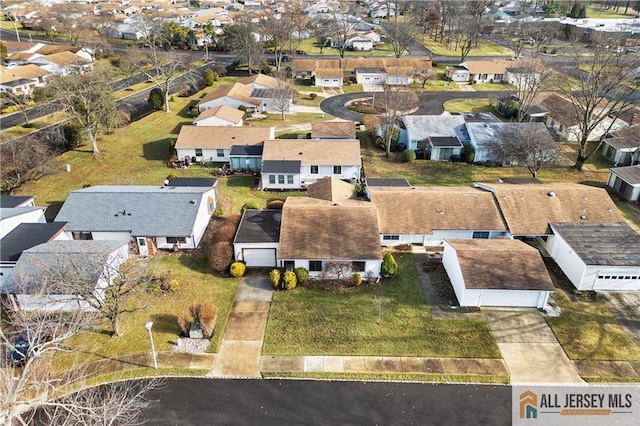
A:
[446,59,510,84]
[175,125,273,163]
[193,105,244,127]
[310,120,356,139]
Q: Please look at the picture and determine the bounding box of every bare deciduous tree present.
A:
[311,17,334,54]
[488,124,559,178]
[329,14,358,59]
[0,136,56,194]
[376,84,418,157]
[1,92,34,127]
[552,33,640,170]
[270,73,294,121]
[49,66,120,154]
[225,15,265,74]
[385,21,417,58]
[508,57,551,122]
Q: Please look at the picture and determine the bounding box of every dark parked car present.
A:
[6,331,30,366]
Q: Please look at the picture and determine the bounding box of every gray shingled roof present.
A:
[250,88,293,99]
[3,240,127,294]
[0,207,43,220]
[365,178,411,187]
[234,209,281,244]
[550,222,640,266]
[230,144,263,156]
[54,186,210,236]
[261,160,301,174]
[604,138,640,150]
[0,195,34,208]
[0,222,67,262]
[610,165,640,185]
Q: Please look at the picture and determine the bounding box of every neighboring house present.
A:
[278,187,382,278]
[0,207,46,239]
[495,95,549,123]
[311,120,356,140]
[401,115,470,152]
[292,59,316,79]
[442,239,555,308]
[250,88,294,114]
[418,136,464,162]
[187,32,212,49]
[54,185,218,254]
[106,23,145,40]
[233,209,281,267]
[446,60,509,84]
[314,68,343,87]
[465,121,554,164]
[355,67,385,84]
[237,73,280,90]
[0,64,50,95]
[505,58,544,87]
[0,222,68,288]
[547,223,640,291]
[260,139,361,190]
[197,82,261,113]
[607,165,640,202]
[369,186,507,246]
[601,137,639,166]
[29,51,93,76]
[193,105,244,127]
[174,125,273,163]
[385,66,414,86]
[2,241,129,312]
[347,36,374,51]
[473,182,624,238]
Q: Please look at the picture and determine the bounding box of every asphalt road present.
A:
[141,379,512,425]
[320,91,510,121]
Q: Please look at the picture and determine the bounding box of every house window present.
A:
[473,231,490,239]
[352,261,366,272]
[269,175,276,184]
[480,74,488,80]
[278,175,285,184]
[216,149,224,158]
[167,237,187,244]
[72,231,93,240]
[195,148,203,157]
[283,261,295,271]
[287,175,294,184]
[309,260,322,272]
[494,74,503,81]
[333,165,342,175]
[383,235,400,241]
[310,165,319,174]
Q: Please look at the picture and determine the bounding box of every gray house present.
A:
[607,165,640,202]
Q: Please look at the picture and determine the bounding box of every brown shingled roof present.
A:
[198,82,260,106]
[237,73,280,88]
[279,197,381,260]
[369,187,506,235]
[462,59,510,75]
[262,139,361,165]
[307,177,356,202]
[0,64,49,83]
[445,239,555,291]
[314,68,343,78]
[41,51,90,67]
[193,105,244,124]
[175,125,272,149]
[476,182,625,236]
[311,120,356,139]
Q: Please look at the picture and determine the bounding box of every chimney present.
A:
[630,113,638,126]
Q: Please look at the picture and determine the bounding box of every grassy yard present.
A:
[546,290,640,361]
[263,253,501,358]
[443,99,496,114]
[342,84,364,93]
[472,82,514,92]
[54,254,239,370]
[294,38,398,57]
[412,65,461,92]
[585,4,639,19]
[1,112,69,142]
[423,37,514,58]
[292,79,324,93]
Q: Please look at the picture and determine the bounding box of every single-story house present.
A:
[229,144,263,171]
[465,121,554,164]
[385,66,414,85]
[233,209,281,267]
[601,137,639,166]
[547,222,640,291]
[401,115,469,151]
[446,60,509,84]
[311,120,356,140]
[54,184,218,254]
[473,182,625,238]
[369,186,508,247]
[197,82,262,113]
[278,192,382,278]
[505,58,544,87]
[346,36,374,51]
[237,73,280,90]
[0,206,46,239]
[442,239,555,308]
[193,105,244,127]
[0,222,68,288]
[0,195,35,208]
[250,87,294,114]
[314,68,343,87]
[28,51,93,76]
[291,59,316,79]
[260,139,361,190]
[355,67,385,84]
[2,240,129,312]
[174,125,273,163]
[0,64,50,95]
[607,165,640,202]
[444,65,469,82]
[417,136,464,161]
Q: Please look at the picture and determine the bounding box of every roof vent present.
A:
[190,200,196,204]
[580,215,587,220]
[548,191,556,197]
[232,136,236,139]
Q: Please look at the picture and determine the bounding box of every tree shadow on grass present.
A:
[151,313,180,336]
[224,176,254,187]
[177,101,198,120]
[142,138,173,161]
[44,200,64,221]
[170,120,191,135]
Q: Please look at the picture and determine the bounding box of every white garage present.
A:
[547,223,640,291]
[442,239,555,308]
[233,209,281,268]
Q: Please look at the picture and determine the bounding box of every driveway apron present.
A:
[483,308,584,384]
[208,277,272,378]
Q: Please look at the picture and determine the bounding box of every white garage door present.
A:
[243,249,276,267]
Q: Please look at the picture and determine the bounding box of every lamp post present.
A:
[144,321,158,370]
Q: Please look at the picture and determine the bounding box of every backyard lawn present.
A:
[293,38,398,57]
[423,38,514,58]
[263,253,501,358]
[443,98,496,114]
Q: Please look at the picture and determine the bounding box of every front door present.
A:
[137,237,148,256]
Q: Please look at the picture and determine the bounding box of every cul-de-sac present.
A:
[1,1,640,424]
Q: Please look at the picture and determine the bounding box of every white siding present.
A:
[300,164,360,184]
[198,98,258,113]
[194,116,242,127]
[190,188,217,248]
[234,242,279,265]
[176,148,230,163]
[316,77,342,87]
[442,242,467,305]
[90,231,133,241]
[283,259,381,279]
[261,173,301,190]
[587,265,640,291]
[0,209,46,238]
[548,233,589,290]
[155,236,196,250]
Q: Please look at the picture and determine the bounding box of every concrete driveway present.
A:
[483,308,584,384]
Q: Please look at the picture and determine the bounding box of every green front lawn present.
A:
[423,38,514,58]
[546,290,640,361]
[263,253,500,358]
[472,82,514,92]
[293,38,398,57]
[342,84,364,93]
[443,99,496,114]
